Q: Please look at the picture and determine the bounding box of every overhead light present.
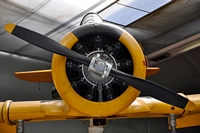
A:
[118,0,172,12]
[147,34,200,66]
[99,4,147,26]
[99,0,172,26]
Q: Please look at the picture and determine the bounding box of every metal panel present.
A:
[0,32,28,51]
[0,0,49,34]
[0,51,52,101]
[19,46,53,62]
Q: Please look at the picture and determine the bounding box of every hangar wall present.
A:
[0,51,53,101]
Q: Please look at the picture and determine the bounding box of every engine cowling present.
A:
[51,22,146,117]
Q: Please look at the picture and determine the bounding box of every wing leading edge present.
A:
[0,94,199,128]
[14,67,160,83]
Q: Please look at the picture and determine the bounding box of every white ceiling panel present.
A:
[19,46,53,62]
[5,0,49,11]
[0,0,49,34]
[18,0,103,34]
[0,32,28,51]
[50,23,79,42]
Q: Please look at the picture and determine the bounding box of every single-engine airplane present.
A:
[1,13,200,133]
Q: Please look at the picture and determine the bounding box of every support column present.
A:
[88,119,104,133]
[16,120,24,133]
[88,126,104,133]
[169,114,176,133]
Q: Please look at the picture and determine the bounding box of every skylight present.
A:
[99,0,172,26]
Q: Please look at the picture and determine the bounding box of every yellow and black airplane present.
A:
[1,13,200,133]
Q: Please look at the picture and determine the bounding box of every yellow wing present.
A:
[0,123,16,133]
[0,94,199,128]
[146,67,160,77]
[14,67,159,83]
[15,70,52,82]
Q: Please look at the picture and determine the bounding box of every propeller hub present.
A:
[89,53,113,78]
[97,61,106,71]
[82,51,116,85]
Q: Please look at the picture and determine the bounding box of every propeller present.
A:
[4,23,195,111]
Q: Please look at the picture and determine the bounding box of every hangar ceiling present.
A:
[0,0,116,62]
[0,0,200,132]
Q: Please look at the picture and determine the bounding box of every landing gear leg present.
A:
[16,120,24,133]
[169,114,176,133]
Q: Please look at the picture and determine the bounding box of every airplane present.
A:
[0,13,200,133]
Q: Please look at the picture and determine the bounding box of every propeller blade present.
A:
[4,23,195,111]
[110,68,195,111]
[4,23,90,66]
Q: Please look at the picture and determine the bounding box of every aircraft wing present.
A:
[0,94,199,128]
[15,69,52,82]
[14,67,160,82]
